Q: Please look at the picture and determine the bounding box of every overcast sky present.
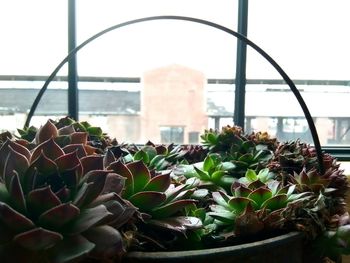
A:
[0,0,349,80]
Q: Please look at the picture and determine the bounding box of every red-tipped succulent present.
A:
[0,121,136,263]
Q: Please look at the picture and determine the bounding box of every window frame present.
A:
[0,0,349,160]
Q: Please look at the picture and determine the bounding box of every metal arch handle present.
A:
[24,15,324,174]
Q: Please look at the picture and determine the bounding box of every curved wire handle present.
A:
[24,15,324,173]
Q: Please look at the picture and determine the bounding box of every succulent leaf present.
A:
[261,194,288,211]
[58,124,75,136]
[129,191,166,212]
[31,138,64,163]
[66,205,112,235]
[4,146,29,188]
[247,187,273,208]
[80,156,104,176]
[30,151,58,175]
[103,150,116,169]
[108,160,134,197]
[232,184,252,198]
[14,227,63,251]
[27,186,62,218]
[38,203,80,229]
[55,151,81,172]
[8,171,26,213]
[228,197,253,214]
[35,120,58,144]
[48,235,95,263]
[0,202,35,232]
[144,173,171,192]
[134,149,150,164]
[127,161,151,193]
[70,132,88,145]
[151,199,197,219]
[80,170,109,206]
[63,144,87,158]
[102,173,125,195]
[7,140,31,161]
[212,191,231,208]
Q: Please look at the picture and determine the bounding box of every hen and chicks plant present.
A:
[1,120,349,262]
[0,120,136,263]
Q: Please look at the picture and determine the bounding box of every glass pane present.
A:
[247,0,350,146]
[0,0,68,132]
[76,0,238,143]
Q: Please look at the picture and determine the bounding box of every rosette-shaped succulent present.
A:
[0,126,135,262]
[208,169,310,237]
[200,126,243,153]
[128,142,177,170]
[268,140,318,174]
[19,117,112,153]
[270,140,348,197]
[173,153,236,192]
[104,159,202,250]
[174,144,208,164]
[290,168,331,193]
[125,141,207,171]
[200,126,273,177]
[247,131,278,151]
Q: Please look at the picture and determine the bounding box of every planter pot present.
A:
[123,232,321,263]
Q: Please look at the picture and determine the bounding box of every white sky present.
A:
[0,0,349,80]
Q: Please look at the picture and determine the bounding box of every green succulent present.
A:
[104,159,202,250]
[54,117,106,142]
[0,122,136,263]
[289,168,331,193]
[201,126,273,177]
[173,153,236,191]
[208,169,310,237]
[128,142,179,171]
[17,125,38,142]
[200,126,244,153]
[127,141,207,171]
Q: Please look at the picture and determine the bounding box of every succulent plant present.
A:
[200,126,243,153]
[17,125,38,142]
[104,159,202,250]
[2,117,350,261]
[127,142,178,171]
[174,144,208,164]
[173,153,236,192]
[208,169,311,238]
[125,141,208,171]
[201,126,274,177]
[18,117,112,154]
[0,122,136,262]
[268,140,319,175]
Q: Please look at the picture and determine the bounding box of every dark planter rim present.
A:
[125,231,304,260]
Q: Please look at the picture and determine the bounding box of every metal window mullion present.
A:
[234,0,248,129]
[68,0,78,120]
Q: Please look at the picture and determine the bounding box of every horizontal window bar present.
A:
[0,75,350,86]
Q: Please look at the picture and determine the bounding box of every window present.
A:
[160,126,184,144]
[1,1,350,162]
[247,0,350,148]
[188,132,200,144]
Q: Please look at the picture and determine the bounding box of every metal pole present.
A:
[68,0,78,120]
[234,0,248,129]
